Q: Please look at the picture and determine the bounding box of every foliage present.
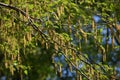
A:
[0,0,120,80]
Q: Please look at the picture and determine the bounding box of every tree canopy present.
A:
[0,0,120,80]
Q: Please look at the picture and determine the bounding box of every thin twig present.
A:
[0,2,47,40]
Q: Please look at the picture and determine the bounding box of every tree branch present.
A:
[0,2,47,40]
[0,2,26,17]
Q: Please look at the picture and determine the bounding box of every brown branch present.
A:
[0,2,26,17]
[0,2,47,40]
[57,50,90,80]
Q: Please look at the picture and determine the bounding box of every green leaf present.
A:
[24,70,28,75]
